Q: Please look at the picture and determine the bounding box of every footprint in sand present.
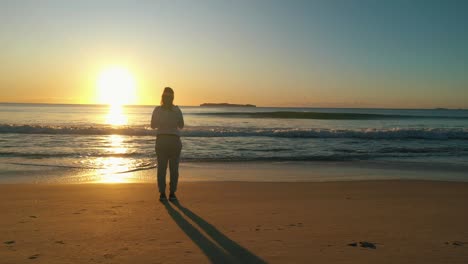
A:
[445,241,467,246]
[29,216,37,219]
[55,241,65,244]
[284,223,304,228]
[4,240,15,245]
[103,209,117,215]
[73,209,87,214]
[28,254,40,259]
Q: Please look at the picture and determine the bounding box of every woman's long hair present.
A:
[161,87,174,110]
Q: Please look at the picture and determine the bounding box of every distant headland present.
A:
[200,103,256,107]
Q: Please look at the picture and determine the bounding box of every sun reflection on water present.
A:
[94,134,133,183]
[109,134,127,154]
[100,107,130,182]
[96,157,131,183]
[82,106,141,183]
[106,104,128,126]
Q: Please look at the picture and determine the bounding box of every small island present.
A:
[200,103,256,107]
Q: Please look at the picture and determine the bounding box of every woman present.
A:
[151,87,184,202]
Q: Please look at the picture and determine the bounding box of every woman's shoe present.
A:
[159,193,167,202]
[169,193,177,201]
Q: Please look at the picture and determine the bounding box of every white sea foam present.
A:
[1,124,467,140]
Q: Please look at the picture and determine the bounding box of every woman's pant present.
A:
[156,135,182,194]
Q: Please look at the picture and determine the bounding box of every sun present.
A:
[97,66,137,106]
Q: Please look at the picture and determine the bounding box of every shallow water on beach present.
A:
[0,103,467,183]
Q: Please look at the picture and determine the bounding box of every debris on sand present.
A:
[446,241,467,246]
[348,241,377,249]
[359,241,377,249]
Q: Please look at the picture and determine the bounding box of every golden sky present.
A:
[1,1,467,108]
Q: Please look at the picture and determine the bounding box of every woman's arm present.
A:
[150,107,159,129]
[178,107,184,129]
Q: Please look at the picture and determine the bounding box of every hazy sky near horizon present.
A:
[1,0,467,108]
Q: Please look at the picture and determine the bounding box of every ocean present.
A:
[1,103,467,183]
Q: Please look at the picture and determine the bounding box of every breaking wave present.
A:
[194,111,468,120]
[1,124,468,140]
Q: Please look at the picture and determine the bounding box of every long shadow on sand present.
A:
[162,201,266,264]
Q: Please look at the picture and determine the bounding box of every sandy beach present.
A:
[2,180,468,264]
[2,0,468,263]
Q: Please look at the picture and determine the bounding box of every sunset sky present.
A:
[1,0,467,108]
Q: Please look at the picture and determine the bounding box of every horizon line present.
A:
[0,101,466,110]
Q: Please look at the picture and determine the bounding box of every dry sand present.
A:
[1,181,468,263]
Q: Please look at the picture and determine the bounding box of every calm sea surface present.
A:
[1,103,467,183]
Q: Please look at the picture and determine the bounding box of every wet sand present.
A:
[1,181,468,263]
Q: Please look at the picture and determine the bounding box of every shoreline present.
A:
[0,179,466,188]
[1,160,468,184]
[0,161,468,184]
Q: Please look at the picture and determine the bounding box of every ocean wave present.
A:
[3,162,156,173]
[181,154,378,162]
[194,111,468,120]
[376,146,468,153]
[5,155,372,163]
[0,124,156,136]
[1,124,468,139]
[0,151,152,159]
[334,145,468,153]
